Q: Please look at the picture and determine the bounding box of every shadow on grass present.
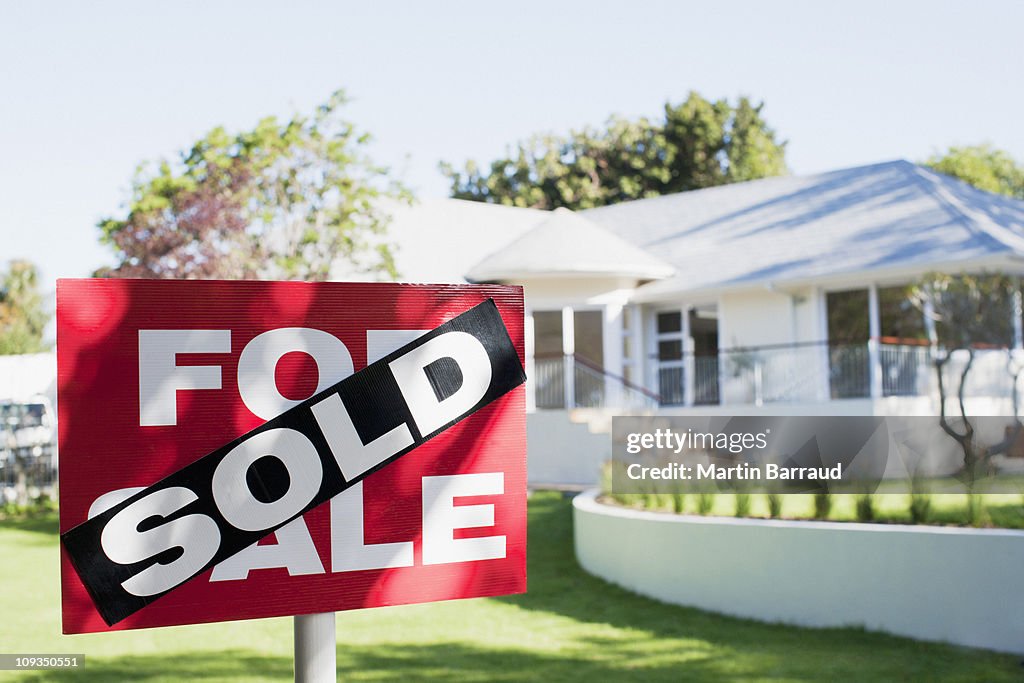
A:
[0,510,58,537]
[492,492,1022,681]
[11,643,768,683]
[10,494,1021,681]
[18,650,292,682]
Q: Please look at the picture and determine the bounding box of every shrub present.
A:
[855,493,875,522]
[734,492,751,518]
[766,493,783,518]
[813,492,832,519]
[909,492,932,524]
[966,493,988,527]
[697,492,715,515]
[643,492,663,511]
[672,493,686,514]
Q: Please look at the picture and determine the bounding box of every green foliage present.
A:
[909,492,933,525]
[734,492,751,518]
[855,493,875,522]
[97,90,409,281]
[813,492,832,520]
[910,271,1017,349]
[442,92,786,210]
[696,492,715,515]
[966,493,988,527]
[766,493,783,518]
[643,492,663,510]
[0,260,50,355]
[910,272,1021,490]
[671,492,686,514]
[925,143,1024,199]
[0,494,56,521]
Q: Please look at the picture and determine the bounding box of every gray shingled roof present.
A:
[465,207,674,281]
[582,160,1024,300]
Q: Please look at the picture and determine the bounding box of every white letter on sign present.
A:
[212,428,323,532]
[139,330,231,426]
[100,487,220,597]
[310,394,413,481]
[209,517,325,581]
[330,482,414,572]
[389,331,492,436]
[237,328,354,420]
[422,473,505,565]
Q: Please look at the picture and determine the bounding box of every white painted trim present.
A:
[574,489,1024,655]
[868,283,882,399]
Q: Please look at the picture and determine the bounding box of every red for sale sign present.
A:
[57,280,526,634]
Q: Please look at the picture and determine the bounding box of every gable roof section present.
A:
[331,198,547,283]
[581,160,1024,299]
[465,207,674,281]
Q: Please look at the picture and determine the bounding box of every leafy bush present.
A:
[855,494,875,522]
[766,493,783,518]
[966,493,988,527]
[813,492,832,520]
[909,495,932,524]
[672,493,686,514]
[697,493,715,515]
[734,492,751,518]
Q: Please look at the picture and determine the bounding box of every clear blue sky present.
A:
[2,0,1022,300]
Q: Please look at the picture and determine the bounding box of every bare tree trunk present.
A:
[936,347,978,489]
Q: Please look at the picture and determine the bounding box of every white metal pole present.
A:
[867,284,882,399]
[1013,289,1023,350]
[294,612,336,683]
[562,306,575,408]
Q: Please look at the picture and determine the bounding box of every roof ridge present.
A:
[464,206,673,281]
[909,164,1024,256]
[580,159,914,215]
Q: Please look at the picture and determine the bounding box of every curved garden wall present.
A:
[573,489,1024,655]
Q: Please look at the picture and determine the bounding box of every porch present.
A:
[530,342,1022,411]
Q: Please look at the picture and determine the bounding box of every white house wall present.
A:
[719,289,797,349]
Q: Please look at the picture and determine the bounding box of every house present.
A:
[334,160,1024,485]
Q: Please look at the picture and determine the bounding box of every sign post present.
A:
[56,280,527,681]
[294,613,335,683]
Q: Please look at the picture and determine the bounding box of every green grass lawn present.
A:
[1,492,1020,682]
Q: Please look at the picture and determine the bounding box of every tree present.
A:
[0,260,50,355]
[441,92,787,210]
[98,90,408,281]
[924,144,1024,200]
[910,272,1021,495]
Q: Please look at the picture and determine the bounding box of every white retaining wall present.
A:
[527,411,610,486]
[574,489,1024,655]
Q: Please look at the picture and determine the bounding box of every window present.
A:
[656,310,685,405]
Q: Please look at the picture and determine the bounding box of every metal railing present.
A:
[1,445,57,504]
[533,342,1023,410]
[664,342,1020,407]
[533,354,659,411]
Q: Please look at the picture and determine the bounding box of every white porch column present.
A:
[562,306,575,408]
[682,307,695,407]
[1013,289,1023,350]
[868,284,882,399]
[524,313,536,412]
[814,287,830,401]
